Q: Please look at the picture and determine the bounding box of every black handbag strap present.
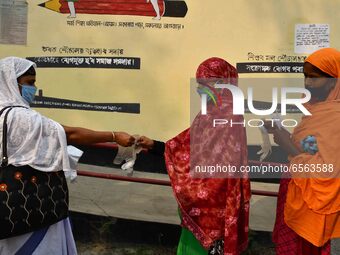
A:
[1,106,28,167]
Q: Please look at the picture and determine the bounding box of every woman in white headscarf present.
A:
[0,57,135,254]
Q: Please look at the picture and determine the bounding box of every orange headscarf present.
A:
[284,48,340,246]
[306,48,340,101]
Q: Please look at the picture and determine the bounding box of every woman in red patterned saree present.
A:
[139,57,251,255]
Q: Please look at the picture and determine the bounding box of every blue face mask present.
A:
[19,84,37,104]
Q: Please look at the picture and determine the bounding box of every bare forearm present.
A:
[271,128,301,157]
[63,126,113,146]
[281,140,301,157]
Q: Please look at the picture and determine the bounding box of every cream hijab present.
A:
[0,57,78,176]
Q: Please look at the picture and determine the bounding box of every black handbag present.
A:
[0,106,69,240]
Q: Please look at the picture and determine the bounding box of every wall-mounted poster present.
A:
[0,0,28,45]
[295,24,330,54]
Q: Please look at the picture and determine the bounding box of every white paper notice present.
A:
[0,0,28,45]
[295,24,330,54]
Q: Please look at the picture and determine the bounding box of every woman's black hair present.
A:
[21,66,36,77]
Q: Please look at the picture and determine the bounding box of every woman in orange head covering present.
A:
[270,48,340,255]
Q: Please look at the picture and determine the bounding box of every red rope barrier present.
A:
[85,143,280,197]
[248,160,288,167]
[77,170,170,186]
[92,143,118,149]
[77,170,278,197]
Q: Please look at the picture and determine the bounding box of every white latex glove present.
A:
[114,135,142,176]
[66,145,83,182]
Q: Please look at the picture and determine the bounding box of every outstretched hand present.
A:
[263,121,300,156]
[137,136,154,149]
[114,132,135,147]
[263,120,291,145]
